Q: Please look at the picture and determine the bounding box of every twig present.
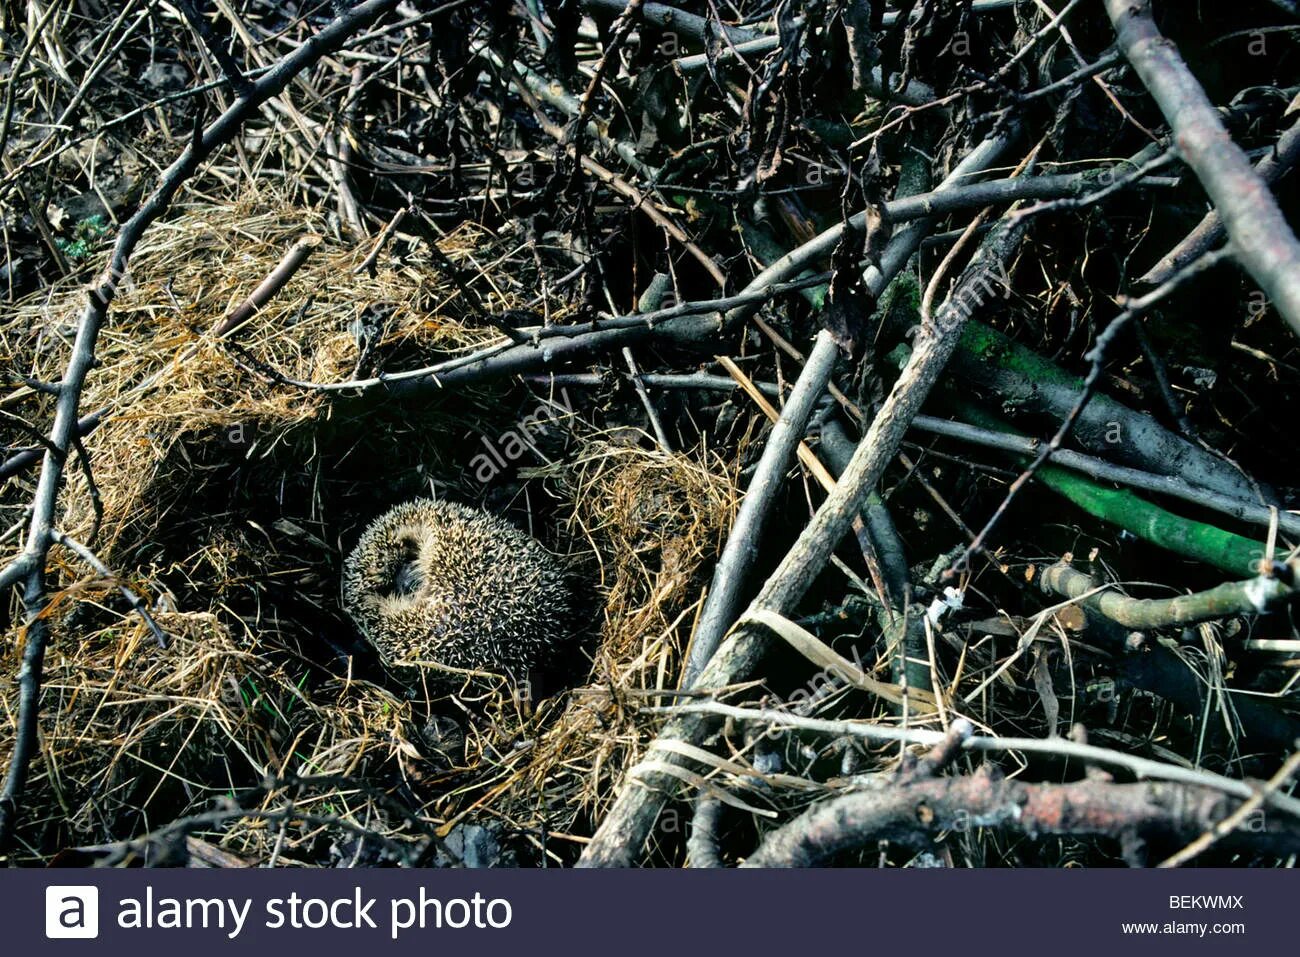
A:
[0,409,103,482]
[622,347,674,450]
[527,372,777,393]
[49,530,168,648]
[176,0,252,96]
[646,703,1300,820]
[568,0,644,145]
[1159,747,1300,868]
[1140,112,1300,285]
[909,414,1300,538]
[80,804,417,868]
[743,769,1300,866]
[352,203,409,276]
[686,330,840,685]
[212,234,323,338]
[1131,318,1197,438]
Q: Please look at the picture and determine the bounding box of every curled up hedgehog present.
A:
[342,499,579,681]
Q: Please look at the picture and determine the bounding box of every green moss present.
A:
[55,214,111,261]
[877,269,920,333]
[956,321,1079,388]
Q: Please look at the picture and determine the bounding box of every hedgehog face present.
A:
[342,499,576,679]
[382,531,426,598]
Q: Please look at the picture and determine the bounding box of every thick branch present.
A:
[1106,0,1300,339]
[743,769,1300,866]
[1040,561,1296,630]
[685,330,841,684]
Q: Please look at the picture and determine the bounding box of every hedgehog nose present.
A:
[391,560,422,597]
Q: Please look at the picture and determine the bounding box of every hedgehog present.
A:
[341,499,577,680]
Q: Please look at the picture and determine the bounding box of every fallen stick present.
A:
[1140,111,1300,286]
[212,234,322,338]
[744,767,1300,866]
[1040,561,1296,630]
[684,331,841,685]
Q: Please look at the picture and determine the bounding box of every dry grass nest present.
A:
[0,191,738,865]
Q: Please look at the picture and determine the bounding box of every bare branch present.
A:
[1106,0,1300,339]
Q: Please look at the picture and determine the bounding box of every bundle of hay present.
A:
[1,192,738,864]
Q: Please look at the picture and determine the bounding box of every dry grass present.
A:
[0,191,738,865]
[4,191,509,553]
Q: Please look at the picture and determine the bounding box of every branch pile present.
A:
[2,0,1300,867]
